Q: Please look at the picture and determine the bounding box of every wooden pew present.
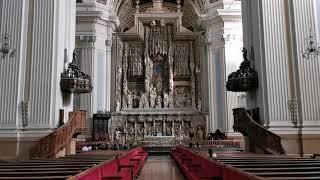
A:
[0,151,116,180]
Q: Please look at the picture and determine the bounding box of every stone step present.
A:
[255,171,320,178]
[241,166,320,172]
[232,163,320,168]
[0,176,70,180]
[0,171,82,177]
[0,167,88,172]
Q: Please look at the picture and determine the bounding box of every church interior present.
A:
[1,0,320,179]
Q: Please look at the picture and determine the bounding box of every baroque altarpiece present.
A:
[110,5,207,143]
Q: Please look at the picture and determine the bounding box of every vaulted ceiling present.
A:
[112,0,205,32]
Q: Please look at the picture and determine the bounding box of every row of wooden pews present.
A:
[0,147,148,180]
[214,155,320,179]
[192,148,320,180]
[171,146,259,180]
[74,147,148,180]
[0,154,112,180]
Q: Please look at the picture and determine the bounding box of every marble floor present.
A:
[138,155,186,180]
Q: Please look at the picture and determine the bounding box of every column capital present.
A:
[79,35,96,48]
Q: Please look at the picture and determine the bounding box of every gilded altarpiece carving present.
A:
[110,9,207,144]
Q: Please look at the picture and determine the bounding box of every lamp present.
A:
[0,33,15,58]
[301,30,320,59]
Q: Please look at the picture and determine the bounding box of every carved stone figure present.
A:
[116,99,121,111]
[139,92,145,108]
[174,125,180,137]
[150,86,157,108]
[183,123,190,137]
[127,90,133,109]
[129,126,135,135]
[156,81,162,92]
[147,126,153,136]
[137,124,144,136]
[163,93,169,108]
[197,126,204,139]
[156,123,162,136]
[156,95,162,108]
[197,97,202,111]
[115,129,121,141]
[166,125,172,136]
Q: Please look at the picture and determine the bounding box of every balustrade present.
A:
[30,110,87,158]
[233,108,285,155]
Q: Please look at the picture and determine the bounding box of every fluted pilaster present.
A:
[293,0,320,125]
[254,0,291,126]
[0,0,25,128]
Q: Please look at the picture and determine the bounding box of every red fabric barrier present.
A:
[171,146,262,180]
[74,147,148,180]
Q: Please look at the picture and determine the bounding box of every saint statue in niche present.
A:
[150,86,157,108]
[156,95,162,108]
[139,92,145,108]
[116,99,121,111]
[127,90,133,109]
[147,126,153,136]
[156,124,162,136]
[163,93,169,108]
[115,128,122,141]
[166,126,172,136]
[197,126,204,139]
[197,97,202,111]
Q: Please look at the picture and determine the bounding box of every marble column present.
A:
[0,0,75,135]
[202,0,243,133]
[76,35,96,134]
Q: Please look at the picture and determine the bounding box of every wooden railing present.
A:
[233,108,285,155]
[30,110,87,159]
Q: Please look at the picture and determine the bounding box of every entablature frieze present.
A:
[200,14,241,27]
[76,13,118,27]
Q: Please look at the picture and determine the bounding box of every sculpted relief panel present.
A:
[110,114,207,143]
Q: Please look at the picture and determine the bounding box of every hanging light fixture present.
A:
[0,33,15,58]
[301,30,320,59]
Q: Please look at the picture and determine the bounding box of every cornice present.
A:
[200,12,241,26]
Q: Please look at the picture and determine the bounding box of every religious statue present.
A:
[163,93,169,108]
[174,126,180,137]
[197,97,202,111]
[139,92,145,108]
[156,124,162,136]
[137,124,144,136]
[166,126,172,136]
[115,129,121,141]
[129,126,135,135]
[116,99,121,111]
[197,126,204,139]
[147,126,153,136]
[156,95,162,108]
[156,81,162,92]
[150,86,157,108]
[183,123,190,137]
[127,90,133,109]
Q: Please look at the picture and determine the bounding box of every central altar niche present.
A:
[110,1,207,143]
